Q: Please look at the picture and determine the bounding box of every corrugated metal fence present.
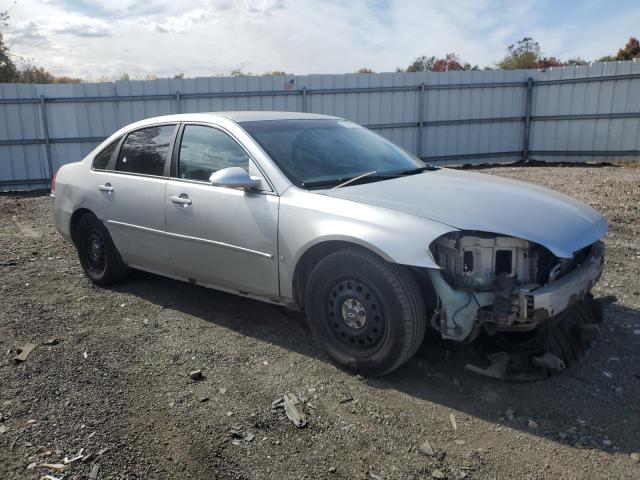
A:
[1,59,639,191]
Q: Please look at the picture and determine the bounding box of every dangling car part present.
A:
[426,232,608,376]
[464,295,615,380]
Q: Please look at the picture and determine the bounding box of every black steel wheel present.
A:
[75,213,130,285]
[84,228,107,274]
[305,247,426,376]
[326,278,387,355]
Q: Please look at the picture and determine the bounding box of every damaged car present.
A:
[50,112,608,376]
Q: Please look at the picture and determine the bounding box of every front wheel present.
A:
[304,248,426,376]
[75,214,130,285]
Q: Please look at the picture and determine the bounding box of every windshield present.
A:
[240,119,427,188]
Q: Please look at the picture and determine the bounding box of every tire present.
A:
[304,247,426,376]
[75,213,130,285]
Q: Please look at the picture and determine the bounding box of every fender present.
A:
[278,186,458,302]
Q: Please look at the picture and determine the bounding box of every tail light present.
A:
[51,169,58,194]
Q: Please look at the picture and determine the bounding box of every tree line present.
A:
[382,36,640,74]
[0,5,638,84]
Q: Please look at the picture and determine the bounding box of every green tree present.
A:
[404,53,474,73]
[356,67,375,73]
[497,37,541,69]
[564,57,588,66]
[16,64,81,84]
[1,8,82,85]
[0,32,18,82]
[53,75,81,84]
[0,5,19,82]
[18,65,54,83]
[405,55,436,72]
[496,37,588,70]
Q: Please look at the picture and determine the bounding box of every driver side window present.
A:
[178,125,251,181]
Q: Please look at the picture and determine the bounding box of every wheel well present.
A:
[293,241,365,309]
[292,241,438,311]
[69,208,94,246]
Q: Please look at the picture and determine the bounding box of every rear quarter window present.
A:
[92,139,119,170]
[116,125,176,176]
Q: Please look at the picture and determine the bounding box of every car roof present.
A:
[218,111,341,122]
[124,111,341,129]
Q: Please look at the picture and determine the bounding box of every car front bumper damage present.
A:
[519,240,605,323]
[428,241,606,342]
[433,241,608,380]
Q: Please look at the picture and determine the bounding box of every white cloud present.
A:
[3,0,639,80]
[52,19,112,37]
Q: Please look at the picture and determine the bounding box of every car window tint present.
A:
[92,139,119,170]
[178,125,250,181]
[116,125,175,176]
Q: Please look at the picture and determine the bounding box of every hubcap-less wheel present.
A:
[327,279,386,354]
[304,247,427,376]
[84,228,106,273]
[75,214,130,285]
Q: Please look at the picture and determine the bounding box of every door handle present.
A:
[169,195,192,205]
[98,183,114,192]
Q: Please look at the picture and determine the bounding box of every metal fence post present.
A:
[39,94,54,181]
[417,83,425,158]
[175,91,182,113]
[522,77,534,161]
[301,86,307,112]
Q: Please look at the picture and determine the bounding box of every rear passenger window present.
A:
[116,125,175,176]
[178,125,251,181]
[92,139,119,170]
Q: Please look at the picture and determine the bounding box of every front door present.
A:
[164,124,279,297]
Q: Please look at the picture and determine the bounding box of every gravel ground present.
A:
[0,165,639,480]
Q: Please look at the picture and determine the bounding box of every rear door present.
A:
[91,123,177,273]
[164,123,279,297]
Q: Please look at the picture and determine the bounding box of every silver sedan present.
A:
[50,112,608,376]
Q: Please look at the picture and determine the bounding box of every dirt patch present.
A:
[1,166,639,479]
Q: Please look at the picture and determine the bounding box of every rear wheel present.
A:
[75,214,130,285]
[304,248,426,376]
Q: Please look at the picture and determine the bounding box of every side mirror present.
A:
[209,167,261,190]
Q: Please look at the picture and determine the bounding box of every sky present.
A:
[2,0,640,80]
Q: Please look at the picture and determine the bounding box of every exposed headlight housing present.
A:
[430,232,546,291]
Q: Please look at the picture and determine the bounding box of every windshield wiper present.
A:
[301,165,433,190]
[301,178,346,188]
[302,170,384,189]
[331,170,378,189]
[396,165,439,175]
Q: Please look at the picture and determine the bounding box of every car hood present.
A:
[323,168,607,258]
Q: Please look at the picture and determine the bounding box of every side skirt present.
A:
[126,262,299,310]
